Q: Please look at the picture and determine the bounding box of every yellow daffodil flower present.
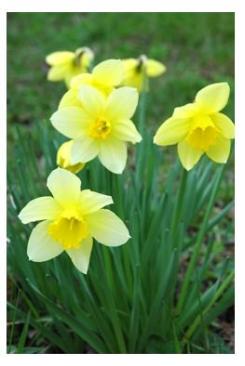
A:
[122,55,166,92]
[57,140,85,174]
[59,59,124,109]
[51,85,142,174]
[46,47,94,87]
[154,82,235,170]
[18,168,130,274]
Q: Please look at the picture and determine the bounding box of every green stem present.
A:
[176,166,224,314]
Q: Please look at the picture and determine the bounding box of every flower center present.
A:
[186,115,219,151]
[89,119,111,139]
[48,216,89,249]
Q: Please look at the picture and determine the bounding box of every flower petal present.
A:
[93,59,124,86]
[173,103,198,118]
[146,59,166,77]
[154,117,190,146]
[59,89,82,109]
[211,113,235,139]
[46,51,74,65]
[177,140,203,170]
[195,82,230,113]
[71,137,99,164]
[47,168,81,206]
[19,197,61,224]
[66,237,93,274]
[98,138,127,174]
[80,190,113,215]
[86,209,130,246]
[27,221,63,262]
[51,107,91,139]
[78,85,106,118]
[47,65,70,81]
[112,119,142,144]
[105,87,139,122]
[206,135,231,163]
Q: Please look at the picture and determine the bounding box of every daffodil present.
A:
[59,59,124,109]
[122,55,166,92]
[51,85,142,174]
[18,168,130,274]
[57,140,85,174]
[154,82,235,170]
[46,47,94,87]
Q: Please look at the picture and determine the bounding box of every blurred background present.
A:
[7,12,234,353]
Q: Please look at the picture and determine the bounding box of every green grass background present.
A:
[7,12,234,353]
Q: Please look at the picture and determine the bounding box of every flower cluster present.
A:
[19,46,234,274]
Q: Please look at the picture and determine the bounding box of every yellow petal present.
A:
[66,236,93,274]
[146,59,166,77]
[93,59,124,86]
[47,168,81,207]
[80,190,113,215]
[71,137,99,164]
[211,113,235,139]
[206,135,231,163]
[46,51,74,65]
[86,209,130,246]
[154,117,190,146]
[177,140,203,170]
[112,119,142,144]
[78,85,106,118]
[47,65,70,81]
[70,73,93,89]
[51,107,91,139]
[98,138,127,174]
[195,82,230,113]
[173,103,198,118]
[19,197,61,224]
[57,141,85,174]
[27,221,63,262]
[59,89,82,109]
[105,87,138,122]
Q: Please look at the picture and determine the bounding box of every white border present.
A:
[2,0,244,365]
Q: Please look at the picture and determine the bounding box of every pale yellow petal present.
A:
[78,85,106,118]
[66,236,93,274]
[58,89,82,109]
[57,141,85,174]
[173,103,198,118]
[112,119,142,144]
[206,135,231,163]
[211,113,235,139]
[71,137,99,164]
[46,51,74,65]
[146,59,166,77]
[19,197,61,224]
[51,107,91,139]
[177,140,203,170]
[105,87,138,122]
[27,221,63,262]
[47,168,81,207]
[70,73,93,89]
[154,117,190,146]
[80,190,113,215]
[86,209,130,246]
[47,65,70,81]
[195,82,230,113]
[98,138,127,174]
[93,59,124,86]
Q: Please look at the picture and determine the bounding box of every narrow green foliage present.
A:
[7,92,234,354]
